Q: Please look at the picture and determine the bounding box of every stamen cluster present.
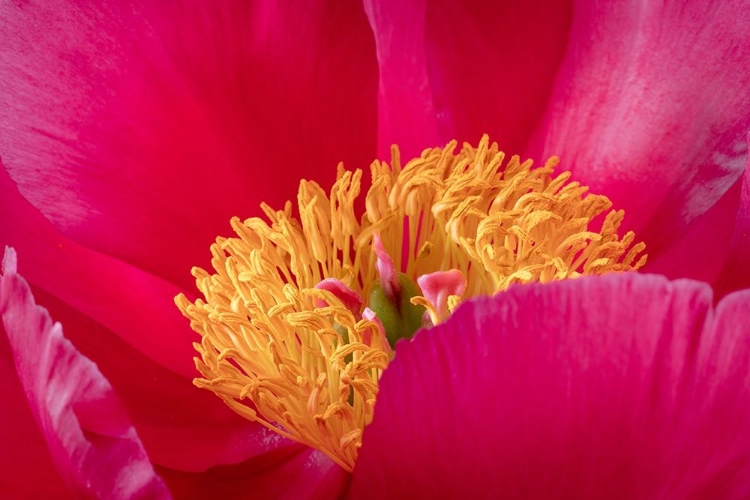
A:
[176,135,646,469]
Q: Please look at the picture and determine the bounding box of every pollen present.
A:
[175,135,646,471]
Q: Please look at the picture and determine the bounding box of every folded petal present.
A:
[160,448,349,500]
[0,0,377,291]
[0,325,73,499]
[349,273,750,498]
[526,1,750,266]
[0,248,170,499]
[716,134,750,297]
[364,0,572,157]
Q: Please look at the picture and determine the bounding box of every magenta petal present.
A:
[527,1,750,265]
[349,273,750,499]
[716,134,750,297]
[0,1,377,291]
[0,248,170,499]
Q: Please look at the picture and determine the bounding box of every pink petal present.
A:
[364,1,572,158]
[348,273,750,498]
[716,134,750,297]
[0,324,73,499]
[31,286,298,473]
[160,448,348,500]
[526,1,750,269]
[0,248,170,499]
[0,1,377,291]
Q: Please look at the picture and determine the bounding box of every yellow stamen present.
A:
[175,135,646,471]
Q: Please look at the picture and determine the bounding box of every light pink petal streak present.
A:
[0,248,170,499]
[348,273,750,499]
[362,307,391,355]
[526,1,750,269]
[0,0,377,292]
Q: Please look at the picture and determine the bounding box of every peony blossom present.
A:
[1,1,750,499]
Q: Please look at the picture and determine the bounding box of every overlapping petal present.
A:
[526,1,750,270]
[0,0,377,292]
[0,248,170,499]
[349,273,750,498]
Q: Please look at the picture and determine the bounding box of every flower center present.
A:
[175,135,646,471]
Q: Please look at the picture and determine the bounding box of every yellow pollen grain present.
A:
[175,135,647,471]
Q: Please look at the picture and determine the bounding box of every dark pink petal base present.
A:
[349,272,750,499]
[0,248,170,499]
